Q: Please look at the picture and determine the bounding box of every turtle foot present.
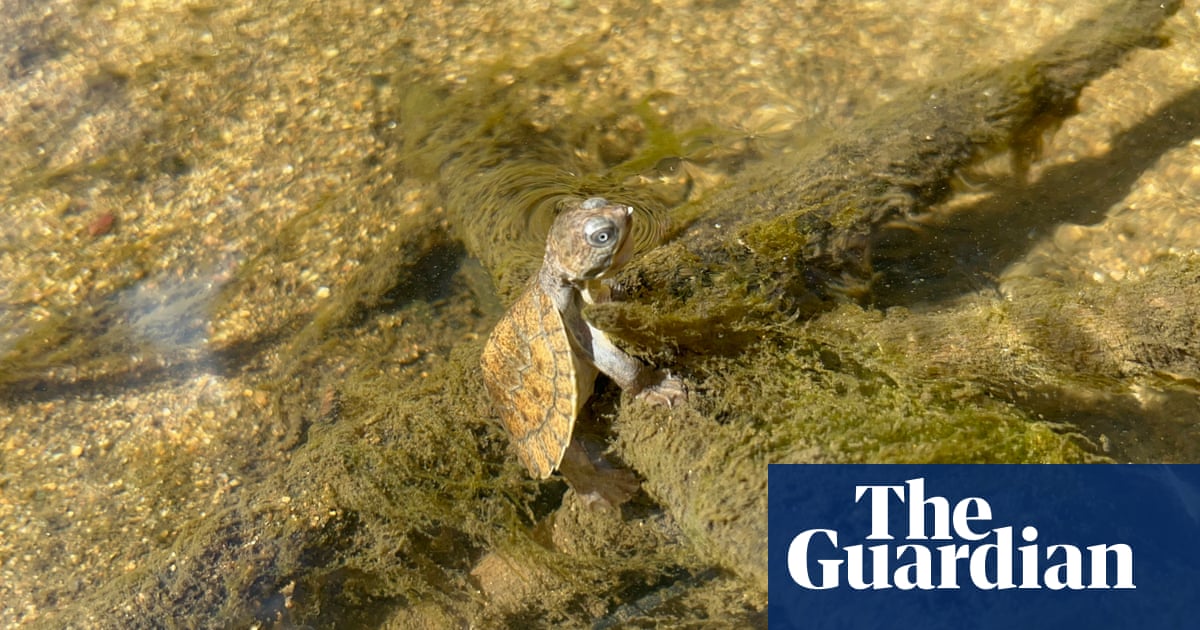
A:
[559,439,639,511]
[634,371,688,408]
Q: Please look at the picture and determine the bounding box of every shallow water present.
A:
[1,0,1197,626]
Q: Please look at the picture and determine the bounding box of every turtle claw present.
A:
[635,371,688,408]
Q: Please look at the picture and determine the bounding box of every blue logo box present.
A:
[768,465,1200,629]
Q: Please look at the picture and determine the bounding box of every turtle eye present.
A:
[583,217,618,248]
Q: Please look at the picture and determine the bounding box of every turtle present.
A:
[480,196,686,503]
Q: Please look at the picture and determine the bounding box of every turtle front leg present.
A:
[586,323,687,408]
[633,370,687,408]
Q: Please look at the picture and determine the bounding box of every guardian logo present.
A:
[787,478,1134,591]
[768,465,1200,630]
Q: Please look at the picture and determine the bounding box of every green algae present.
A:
[69,335,718,627]
[613,305,1101,595]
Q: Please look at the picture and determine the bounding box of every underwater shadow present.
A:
[869,84,1200,307]
[0,242,468,407]
[0,319,296,405]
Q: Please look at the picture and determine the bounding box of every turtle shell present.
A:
[480,280,596,478]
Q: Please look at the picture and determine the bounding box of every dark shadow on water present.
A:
[379,241,465,311]
[0,318,296,405]
[870,85,1200,307]
[865,86,1200,463]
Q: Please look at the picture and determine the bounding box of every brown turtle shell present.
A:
[480,276,597,478]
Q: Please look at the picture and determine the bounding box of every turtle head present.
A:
[545,197,635,281]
